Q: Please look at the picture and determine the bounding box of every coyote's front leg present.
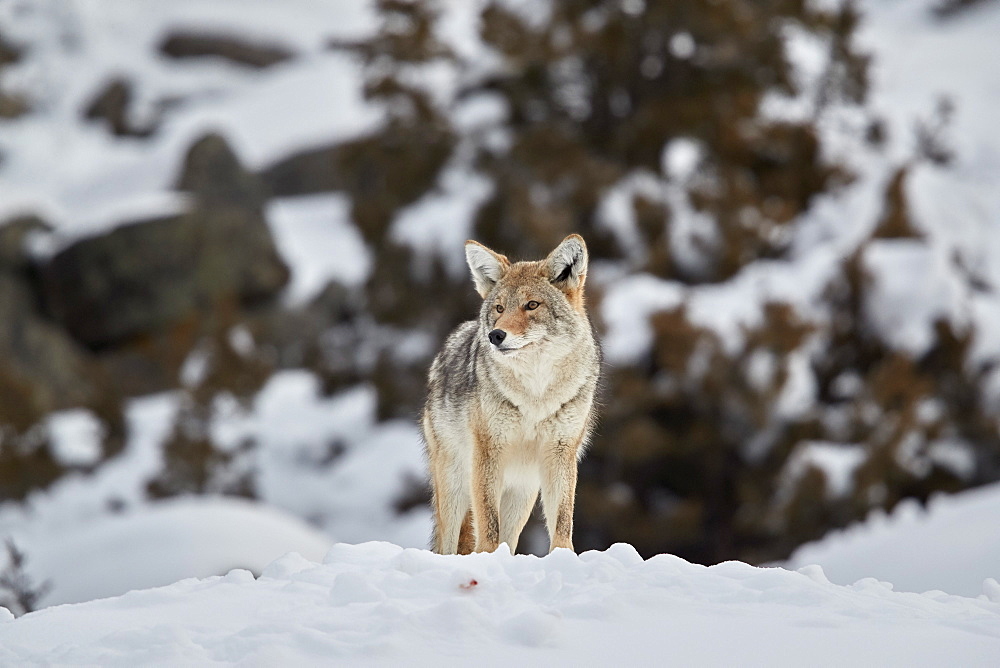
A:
[471,430,502,553]
[541,437,580,552]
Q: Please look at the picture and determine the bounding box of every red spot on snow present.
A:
[459,579,478,590]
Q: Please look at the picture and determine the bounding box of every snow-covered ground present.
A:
[2,542,999,665]
[6,479,1000,662]
[20,497,332,608]
[785,483,1000,598]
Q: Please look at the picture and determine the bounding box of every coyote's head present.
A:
[464,235,590,358]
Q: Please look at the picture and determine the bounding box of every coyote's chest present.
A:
[486,351,593,442]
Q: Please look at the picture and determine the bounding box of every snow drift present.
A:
[2,542,999,665]
[786,483,1000,598]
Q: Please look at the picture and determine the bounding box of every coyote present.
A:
[423,234,600,555]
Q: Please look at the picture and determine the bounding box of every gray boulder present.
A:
[0,216,95,412]
[40,134,289,349]
[159,32,293,69]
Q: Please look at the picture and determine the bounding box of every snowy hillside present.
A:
[0,0,381,242]
[2,543,999,665]
[786,482,1000,598]
[1,371,432,608]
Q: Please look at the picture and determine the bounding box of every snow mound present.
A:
[2,542,999,665]
[786,483,1000,598]
[19,496,333,608]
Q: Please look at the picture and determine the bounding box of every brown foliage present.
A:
[580,301,817,562]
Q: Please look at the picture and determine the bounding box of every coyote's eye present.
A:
[496,304,504,313]
[525,301,540,310]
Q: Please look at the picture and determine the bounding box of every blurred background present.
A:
[2,0,1000,614]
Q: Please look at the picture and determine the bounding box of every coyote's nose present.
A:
[488,329,507,346]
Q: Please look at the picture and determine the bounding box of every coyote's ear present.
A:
[546,234,588,293]
[465,240,510,298]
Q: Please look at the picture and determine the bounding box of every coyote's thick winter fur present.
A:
[423,235,600,554]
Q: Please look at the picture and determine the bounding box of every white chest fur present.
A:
[484,342,593,441]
